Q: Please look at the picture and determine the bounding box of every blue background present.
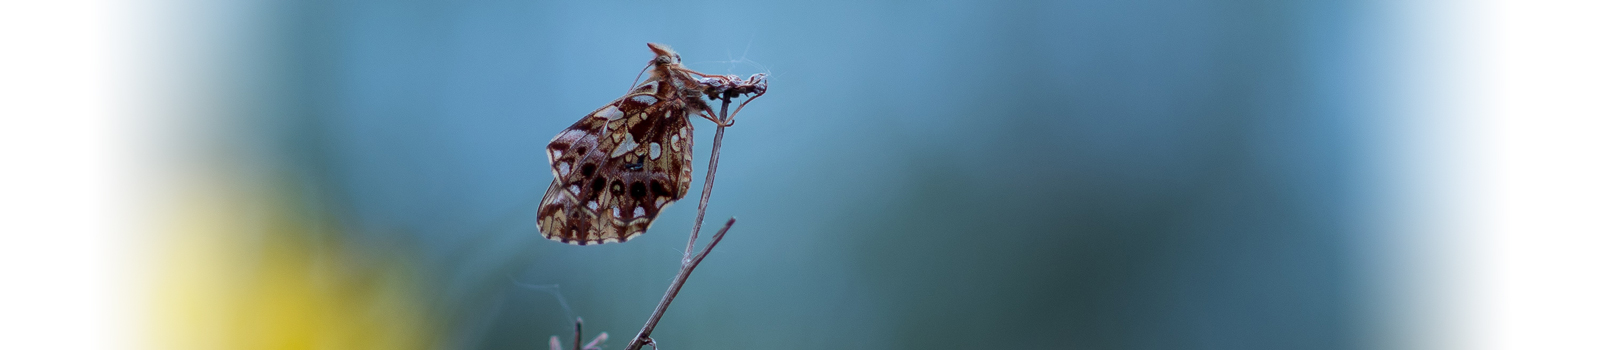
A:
[237,0,1383,348]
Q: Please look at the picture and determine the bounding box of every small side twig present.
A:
[551,318,608,350]
[584,332,609,350]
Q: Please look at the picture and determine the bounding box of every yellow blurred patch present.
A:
[151,176,436,350]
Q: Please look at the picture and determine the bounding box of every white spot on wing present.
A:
[612,207,621,218]
[552,130,579,143]
[649,143,661,159]
[631,95,658,105]
[633,207,646,217]
[552,149,563,159]
[596,105,623,120]
[610,133,639,158]
[557,162,570,176]
[569,185,580,194]
[655,197,667,207]
[587,201,599,210]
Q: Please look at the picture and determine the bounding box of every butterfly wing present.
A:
[537,83,695,244]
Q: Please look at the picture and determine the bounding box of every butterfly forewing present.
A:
[537,81,695,244]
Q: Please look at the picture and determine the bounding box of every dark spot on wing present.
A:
[650,180,673,198]
[629,181,647,199]
[589,176,606,196]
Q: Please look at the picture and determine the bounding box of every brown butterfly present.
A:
[537,43,766,245]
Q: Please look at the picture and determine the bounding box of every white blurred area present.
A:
[2,0,269,348]
[1462,0,1600,349]
[1389,1,1600,350]
[0,1,1595,350]
[0,1,143,350]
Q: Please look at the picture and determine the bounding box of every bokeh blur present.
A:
[143,1,1385,349]
[5,0,1597,350]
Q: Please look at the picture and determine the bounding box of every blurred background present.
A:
[3,0,1596,350]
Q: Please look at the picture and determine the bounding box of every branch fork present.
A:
[621,77,765,350]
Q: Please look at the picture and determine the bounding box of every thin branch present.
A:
[682,99,733,262]
[626,218,735,350]
[620,72,763,350]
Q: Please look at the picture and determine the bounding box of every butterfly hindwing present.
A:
[537,82,694,245]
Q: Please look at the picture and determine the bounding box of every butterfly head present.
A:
[647,43,681,66]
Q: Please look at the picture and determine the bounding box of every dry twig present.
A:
[550,318,608,350]
[624,94,752,350]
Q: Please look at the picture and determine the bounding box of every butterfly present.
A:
[537,43,766,245]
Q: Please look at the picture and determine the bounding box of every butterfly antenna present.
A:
[627,60,654,94]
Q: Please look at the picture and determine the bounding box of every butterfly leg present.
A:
[694,99,736,128]
[697,109,735,128]
[724,89,764,125]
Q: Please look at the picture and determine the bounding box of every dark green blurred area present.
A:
[233,0,1380,348]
